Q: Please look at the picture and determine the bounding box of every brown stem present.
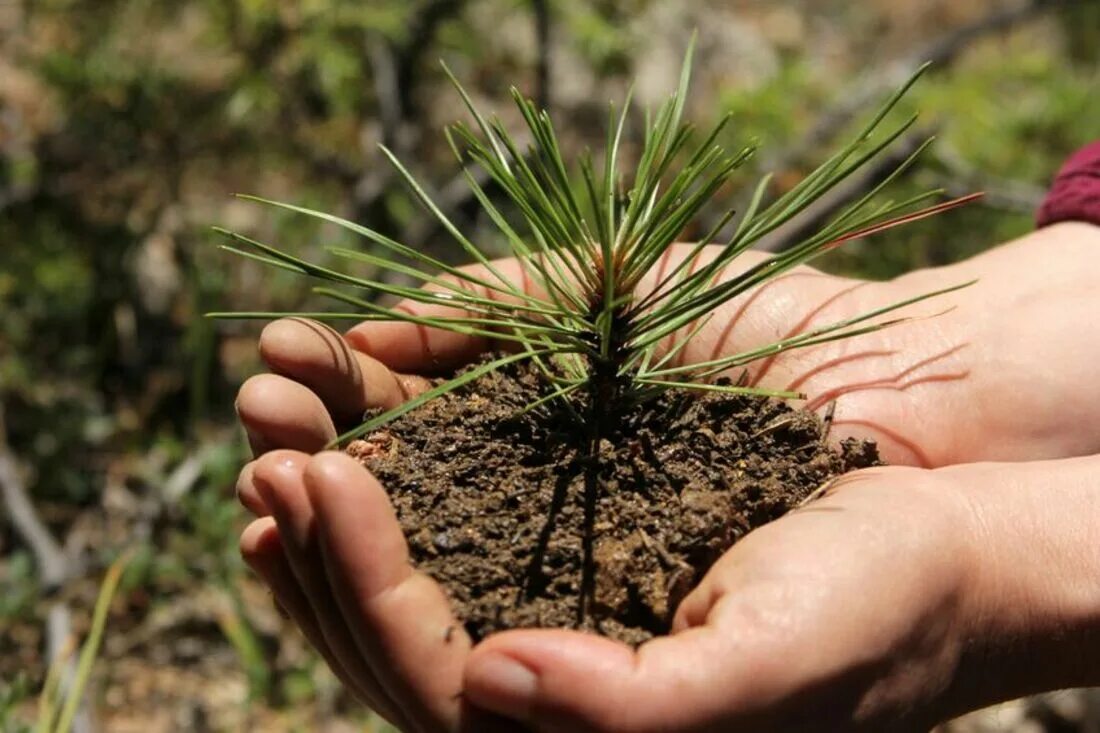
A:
[577,438,600,627]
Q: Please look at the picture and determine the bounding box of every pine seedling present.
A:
[211,42,976,444]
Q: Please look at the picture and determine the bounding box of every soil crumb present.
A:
[349,358,878,644]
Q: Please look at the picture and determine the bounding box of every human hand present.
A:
[460,454,1100,732]
[240,446,1100,732]
[235,222,1100,730]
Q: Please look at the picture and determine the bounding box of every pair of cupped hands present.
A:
[235,221,1100,733]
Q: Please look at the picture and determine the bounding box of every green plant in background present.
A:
[3,1,1095,728]
[213,43,976,443]
[0,674,33,733]
[29,554,129,733]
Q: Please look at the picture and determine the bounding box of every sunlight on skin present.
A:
[244,222,1100,467]
[234,222,1100,732]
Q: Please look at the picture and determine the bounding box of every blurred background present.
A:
[1,0,1098,731]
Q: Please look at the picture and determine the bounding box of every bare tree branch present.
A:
[0,411,69,590]
[532,0,552,111]
[0,405,93,733]
[748,0,1068,253]
[367,35,403,154]
[754,133,931,253]
[934,145,1045,214]
[353,0,470,225]
[762,0,1070,175]
[394,0,468,119]
[405,164,495,249]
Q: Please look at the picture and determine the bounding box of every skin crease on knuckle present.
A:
[235,461,268,516]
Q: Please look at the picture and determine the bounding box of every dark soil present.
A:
[348,359,879,645]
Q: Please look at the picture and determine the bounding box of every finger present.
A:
[236,461,268,516]
[465,626,766,733]
[240,517,384,710]
[260,318,431,421]
[342,250,834,378]
[303,452,474,732]
[236,373,336,456]
[345,259,541,373]
[252,450,408,728]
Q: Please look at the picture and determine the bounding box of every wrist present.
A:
[941,457,1100,717]
[1037,141,1100,230]
[1032,220,1100,251]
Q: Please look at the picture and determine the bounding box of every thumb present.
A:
[344,257,540,373]
[463,626,765,733]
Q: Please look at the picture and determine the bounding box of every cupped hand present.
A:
[235,222,1100,731]
[240,447,1100,732]
[463,454,1100,732]
[244,448,975,732]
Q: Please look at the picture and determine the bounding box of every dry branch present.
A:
[750,0,1067,252]
[0,405,92,732]
[754,133,931,252]
[532,0,552,111]
[764,0,1070,174]
[934,145,1045,214]
[0,451,69,590]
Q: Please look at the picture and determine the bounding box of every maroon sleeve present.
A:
[1037,141,1100,229]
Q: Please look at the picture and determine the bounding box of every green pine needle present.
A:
[213,42,977,441]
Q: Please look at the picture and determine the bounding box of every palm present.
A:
[236,223,1100,732]
[464,464,976,733]
[657,228,1100,466]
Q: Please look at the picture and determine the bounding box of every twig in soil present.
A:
[577,440,601,626]
[638,529,691,572]
[799,476,842,507]
[820,401,838,443]
[639,530,695,620]
[751,415,798,440]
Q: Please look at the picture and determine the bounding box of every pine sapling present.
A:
[211,41,977,451]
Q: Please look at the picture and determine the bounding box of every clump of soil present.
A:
[348,358,878,645]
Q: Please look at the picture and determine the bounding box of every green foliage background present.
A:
[0,0,1097,729]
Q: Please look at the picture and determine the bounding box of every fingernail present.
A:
[252,474,276,507]
[255,467,320,553]
[243,426,270,456]
[469,654,538,720]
